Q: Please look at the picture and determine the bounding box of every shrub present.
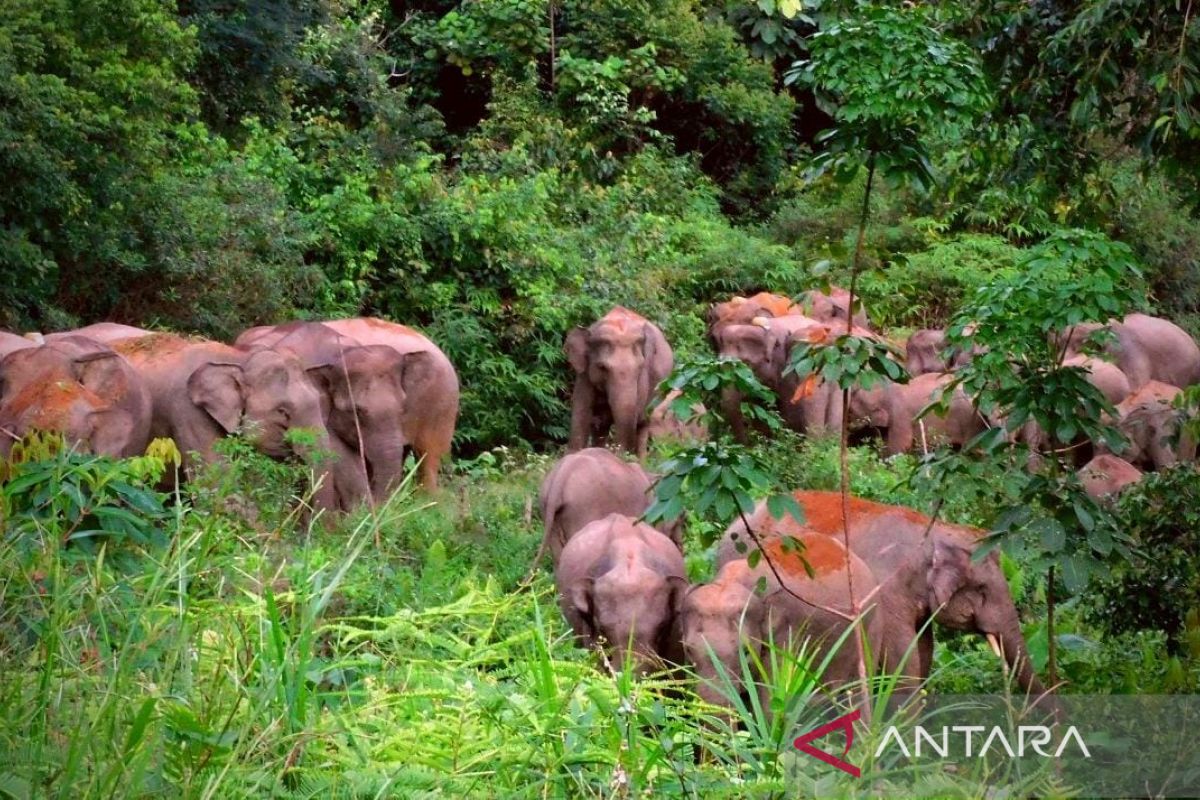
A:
[859,234,1021,329]
[1088,465,1200,655]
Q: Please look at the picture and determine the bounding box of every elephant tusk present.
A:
[985,633,1005,661]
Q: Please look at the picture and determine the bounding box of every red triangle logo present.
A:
[793,709,862,778]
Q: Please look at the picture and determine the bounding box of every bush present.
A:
[859,234,1021,329]
[1087,465,1200,655]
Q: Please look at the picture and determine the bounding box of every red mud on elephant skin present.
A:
[760,534,849,577]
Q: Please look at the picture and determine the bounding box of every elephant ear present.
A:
[567,579,596,641]
[928,537,972,610]
[564,328,590,373]
[189,362,246,434]
[73,351,129,401]
[87,408,135,457]
[765,327,791,379]
[400,350,435,389]
[307,362,356,417]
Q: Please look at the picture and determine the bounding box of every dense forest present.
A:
[2,0,1200,796]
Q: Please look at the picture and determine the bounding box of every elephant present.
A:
[235,321,453,496]
[1057,313,1200,391]
[555,513,687,672]
[717,491,1049,699]
[0,331,36,359]
[0,336,152,458]
[1065,355,1132,405]
[237,318,460,492]
[1104,380,1195,470]
[115,333,359,512]
[565,307,673,456]
[712,314,832,440]
[536,447,681,565]
[882,372,988,455]
[798,286,870,329]
[1078,454,1143,500]
[681,530,883,709]
[45,322,153,345]
[647,389,708,448]
[707,292,802,344]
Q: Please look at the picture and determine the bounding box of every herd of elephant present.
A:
[0,319,459,511]
[566,290,1200,499]
[2,287,1198,707]
[548,287,1199,706]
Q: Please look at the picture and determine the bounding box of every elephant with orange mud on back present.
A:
[681,530,883,709]
[706,292,803,344]
[712,314,834,440]
[779,321,897,436]
[0,336,152,458]
[1056,313,1200,391]
[555,513,687,673]
[717,491,1050,700]
[565,307,673,456]
[797,286,870,329]
[115,333,361,513]
[45,323,152,345]
[237,318,459,493]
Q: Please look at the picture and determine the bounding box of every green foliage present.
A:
[1089,465,1200,656]
[786,330,906,391]
[945,230,1144,591]
[787,2,990,191]
[1,432,170,554]
[859,234,1021,329]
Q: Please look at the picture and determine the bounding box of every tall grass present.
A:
[0,443,1072,798]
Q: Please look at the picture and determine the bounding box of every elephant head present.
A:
[680,561,768,707]
[0,338,150,458]
[306,345,434,498]
[926,534,1046,696]
[906,329,949,376]
[714,322,779,386]
[557,515,687,673]
[566,309,663,453]
[188,348,328,460]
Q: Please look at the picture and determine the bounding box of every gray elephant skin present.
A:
[537,447,681,564]
[1058,313,1200,390]
[115,333,356,512]
[555,513,687,672]
[681,529,882,708]
[237,318,460,496]
[717,491,1048,699]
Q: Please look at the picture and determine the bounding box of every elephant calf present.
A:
[1078,454,1143,499]
[1106,380,1195,470]
[555,514,687,673]
[537,448,680,565]
[681,531,881,709]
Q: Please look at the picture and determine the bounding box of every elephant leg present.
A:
[568,377,596,451]
[721,387,749,443]
[886,417,913,456]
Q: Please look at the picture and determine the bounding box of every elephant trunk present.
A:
[608,380,643,453]
[365,431,407,501]
[991,620,1048,699]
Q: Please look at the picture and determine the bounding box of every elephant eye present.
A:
[276,405,292,422]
